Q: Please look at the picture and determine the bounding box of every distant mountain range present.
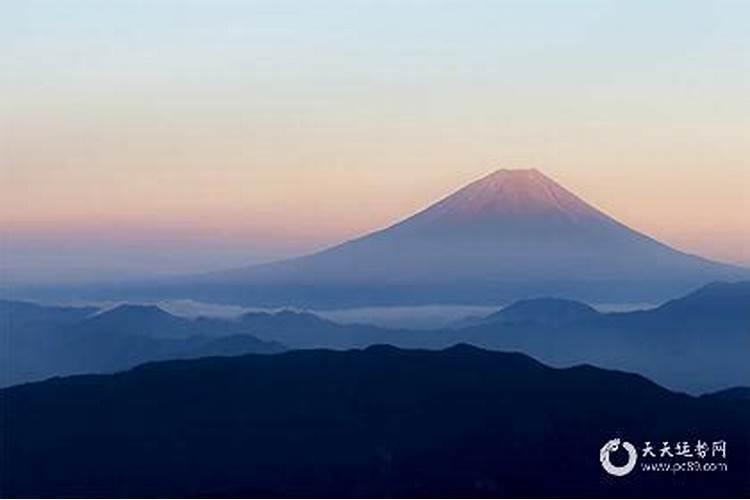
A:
[0,300,284,387]
[2,345,747,497]
[161,168,747,307]
[223,281,749,393]
[2,282,748,392]
[445,282,750,393]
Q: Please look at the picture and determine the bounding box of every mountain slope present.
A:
[1,345,747,497]
[0,299,96,330]
[3,282,747,391]
[448,282,750,393]
[0,301,285,387]
[81,304,202,339]
[649,281,750,321]
[187,169,746,307]
[482,298,601,326]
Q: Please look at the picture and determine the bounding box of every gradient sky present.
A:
[1,0,748,283]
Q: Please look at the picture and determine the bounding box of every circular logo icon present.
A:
[600,438,638,477]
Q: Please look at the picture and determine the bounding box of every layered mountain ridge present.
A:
[3,282,748,391]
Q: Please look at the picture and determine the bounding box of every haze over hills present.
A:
[449,282,750,393]
[0,300,284,387]
[2,282,747,392]
[175,169,747,307]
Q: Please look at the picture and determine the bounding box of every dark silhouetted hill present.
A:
[1,346,747,497]
[702,387,750,401]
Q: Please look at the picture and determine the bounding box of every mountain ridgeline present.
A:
[0,300,284,387]
[1,346,748,497]
[2,282,748,393]
[168,169,747,307]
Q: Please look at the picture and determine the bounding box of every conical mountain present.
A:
[197,169,746,306]
[398,168,610,224]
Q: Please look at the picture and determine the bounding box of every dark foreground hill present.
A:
[1,346,748,498]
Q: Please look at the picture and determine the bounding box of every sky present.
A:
[1,0,748,283]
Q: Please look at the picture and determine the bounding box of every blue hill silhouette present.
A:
[2,282,748,392]
[1,345,747,497]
